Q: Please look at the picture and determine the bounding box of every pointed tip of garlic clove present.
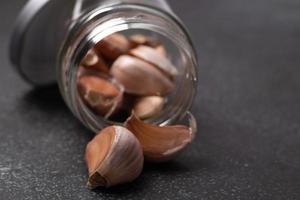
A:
[87,171,107,189]
[85,126,144,188]
[125,114,195,162]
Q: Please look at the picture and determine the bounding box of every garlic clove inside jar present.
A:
[76,30,196,130]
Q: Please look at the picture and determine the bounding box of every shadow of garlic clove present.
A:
[86,126,144,188]
[125,114,195,162]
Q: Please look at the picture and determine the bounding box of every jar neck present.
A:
[58,4,198,132]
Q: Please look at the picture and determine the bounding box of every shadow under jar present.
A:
[10,0,198,132]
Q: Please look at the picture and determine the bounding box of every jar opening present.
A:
[59,5,197,132]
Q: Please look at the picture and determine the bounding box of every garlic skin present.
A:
[133,96,165,120]
[110,55,174,96]
[125,114,195,162]
[86,126,144,188]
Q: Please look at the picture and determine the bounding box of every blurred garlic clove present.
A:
[77,66,107,78]
[86,126,144,188]
[129,34,167,56]
[78,76,120,99]
[77,66,88,78]
[133,96,165,120]
[125,114,195,162]
[110,55,174,96]
[129,45,178,78]
[130,34,161,48]
[155,45,167,57]
[130,34,149,46]
[81,49,109,73]
[78,75,123,117]
[82,49,98,66]
[96,33,130,60]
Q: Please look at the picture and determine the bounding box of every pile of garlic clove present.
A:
[78,33,178,121]
[78,33,196,188]
[86,113,196,189]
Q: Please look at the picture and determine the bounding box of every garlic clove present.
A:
[129,45,178,78]
[125,114,195,162]
[78,75,123,117]
[82,49,98,66]
[77,67,107,78]
[78,76,121,99]
[130,34,149,46]
[155,45,167,57]
[86,126,144,188]
[130,34,161,48]
[110,55,174,96]
[81,49,109,73]
[133,96,165,120]
[96,33,130,60]
[86,127,115,175]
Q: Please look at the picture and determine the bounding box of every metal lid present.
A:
[10,0,56,86]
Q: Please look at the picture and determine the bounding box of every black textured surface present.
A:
[1,0,300,199]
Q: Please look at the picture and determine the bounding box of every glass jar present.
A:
[10,0,198,133]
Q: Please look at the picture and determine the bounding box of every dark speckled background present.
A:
[0,0,300,199]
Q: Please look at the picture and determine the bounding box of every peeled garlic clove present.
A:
[86,126,144,188]
[129,45,178,77]
[78,75,123,117]
[125,114,195,162]
[110,55,174,96]
[133,96,165,120]
[96,33,130,60]
[81,49,109,73]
